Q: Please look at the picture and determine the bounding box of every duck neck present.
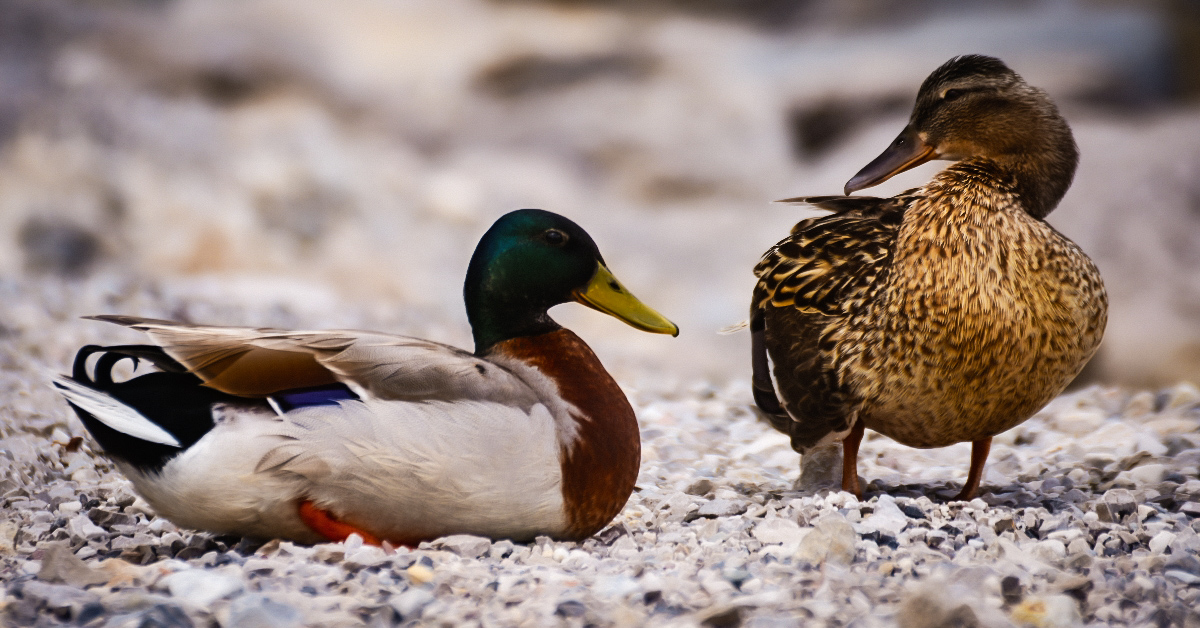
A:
[464,270,562,355]
[466,300,560,355]
[488,329,640,540]
[985,120,1078,219]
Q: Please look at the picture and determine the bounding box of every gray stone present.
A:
[796,444,842,492]
[14,580,100,621]
[752,517,806,545]
[859,496,908,536]
[432,534,492,558]
[698,499,744,517]
[1166,570,1200,585]
[162,569,243,607]
[390,588,435,619]
[37,543,108,587]
[226,594,304,628]
[795,513,856,566]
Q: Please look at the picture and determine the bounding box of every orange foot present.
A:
[297,499,383,546]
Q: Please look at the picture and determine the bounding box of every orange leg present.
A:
[297,499,383,546]
[842,420,865,499]
[954,437,992,501]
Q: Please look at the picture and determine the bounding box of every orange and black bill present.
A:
[844,125,937,195]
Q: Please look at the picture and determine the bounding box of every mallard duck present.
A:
[752,55,1107,501]
[54,209,678,545]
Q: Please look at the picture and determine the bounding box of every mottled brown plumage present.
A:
[752,55,1107,501]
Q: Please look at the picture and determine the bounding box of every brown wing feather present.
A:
[89,315,344,396]
[89,315,539,406]
[751,196,907,449]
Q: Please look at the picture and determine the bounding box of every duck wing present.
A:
[90,315,540,408]
[750,196,908,449]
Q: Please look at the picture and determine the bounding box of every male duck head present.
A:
[846,54,1078,218]
[464,208,678,354]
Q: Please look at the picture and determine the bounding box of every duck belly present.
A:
[122,399,570,543]
[272,398,569,543]
[850,216,1106,448]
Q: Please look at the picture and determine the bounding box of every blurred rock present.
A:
[390,588,435,620]
[37,543,107,587]
[18,217,102,277]
[432,534,492,558]
[796,444,841,492]
[788,94,907,161]
[11,579,100,623]
[795,512,855,566]
[1009,595,1082,628]
[476,52,655,98]
[226,594,304,628]
[752,517,805,545]
[162,569,243,607]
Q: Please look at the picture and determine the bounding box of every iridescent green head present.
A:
[464,209,678,354]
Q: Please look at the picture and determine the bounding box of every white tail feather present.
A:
[53,376,181,447]
[718,320,749,335]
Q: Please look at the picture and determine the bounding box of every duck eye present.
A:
[943,88,964,102]
[543,229,568,246]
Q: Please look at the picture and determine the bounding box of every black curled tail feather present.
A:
[72,344,189,386]
[61,344,248,473]
[750,312,792,435]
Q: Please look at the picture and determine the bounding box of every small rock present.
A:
[344,544,390,568]
[162,569,243,607]
[795,513,856,566]
[752,518,806,545]
[797,444,842,491]
[432,534,492,558]
[37,544,108,588]
[489,539,515,559]
[406,564,434,584]
[1032,540,1067,562]
[1165,570,1200,585]
[1128,464,1165,485]
[1103,489,1136,520]
[555,600,587,618]
[226,594,304,628]
[700,606,744,627]
[896,583,982,628]
[1052,409,1106,436]
[860,496,908,536]
[1149,531,1176,554]
[13,580,100,622]
[698,499,744,517]
[685,479,714,496]
[1010,594,1082,627]
[390,588,435,619]
[1001,576,1023,604]
[1166,554,1200,575]
[106,604,193,628]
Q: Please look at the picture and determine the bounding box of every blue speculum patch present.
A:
[274,384,359,411]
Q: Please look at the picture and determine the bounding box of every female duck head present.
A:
[845,54,1078,218]
[464,209,678,353]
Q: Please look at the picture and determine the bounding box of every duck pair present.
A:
[55,55,1106,545]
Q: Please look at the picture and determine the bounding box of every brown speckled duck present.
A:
[752,55,1107,501]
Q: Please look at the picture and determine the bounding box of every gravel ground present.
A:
[2,278,1200,628]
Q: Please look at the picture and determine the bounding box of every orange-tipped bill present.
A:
[844,125,937,194]
[573,263,679,336]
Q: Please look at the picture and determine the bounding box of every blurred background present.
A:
[1,0,1199,388]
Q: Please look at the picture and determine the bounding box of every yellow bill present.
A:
[572,264,679,336]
